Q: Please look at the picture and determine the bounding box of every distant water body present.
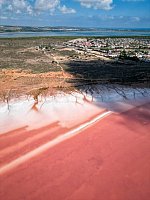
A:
[0,29,150,38]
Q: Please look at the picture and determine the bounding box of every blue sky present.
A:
[0,0,150,28]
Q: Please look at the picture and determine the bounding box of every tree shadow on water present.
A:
[63,58,150,132]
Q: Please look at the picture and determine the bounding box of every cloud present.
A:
[35,0,59,11]
[0,16,8,19]
[7,4,13,11]
[12,0,27,10]
[0,0,34,15]
[84,14,148,28]
[0,0,5,4]
[0,0,76,15]
[76,0,113,10]
[59,5,76,14]
[0,0,5,8]
[132,16,140,22]
[88,15,142,23]
[27,5,33,15]
[0,15,18,20]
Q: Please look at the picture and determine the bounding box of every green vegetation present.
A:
[119,50,139,61]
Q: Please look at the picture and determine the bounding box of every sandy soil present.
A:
[1,37,150,102]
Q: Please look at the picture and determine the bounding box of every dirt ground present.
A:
[0,37,150,102]
[0,37,76,101]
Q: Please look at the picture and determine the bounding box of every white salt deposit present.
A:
[0,85,150,135]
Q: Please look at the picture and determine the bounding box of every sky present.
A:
[0,0,150,28]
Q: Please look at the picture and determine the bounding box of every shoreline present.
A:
[0,35,150,40]
[1,85,150,134]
